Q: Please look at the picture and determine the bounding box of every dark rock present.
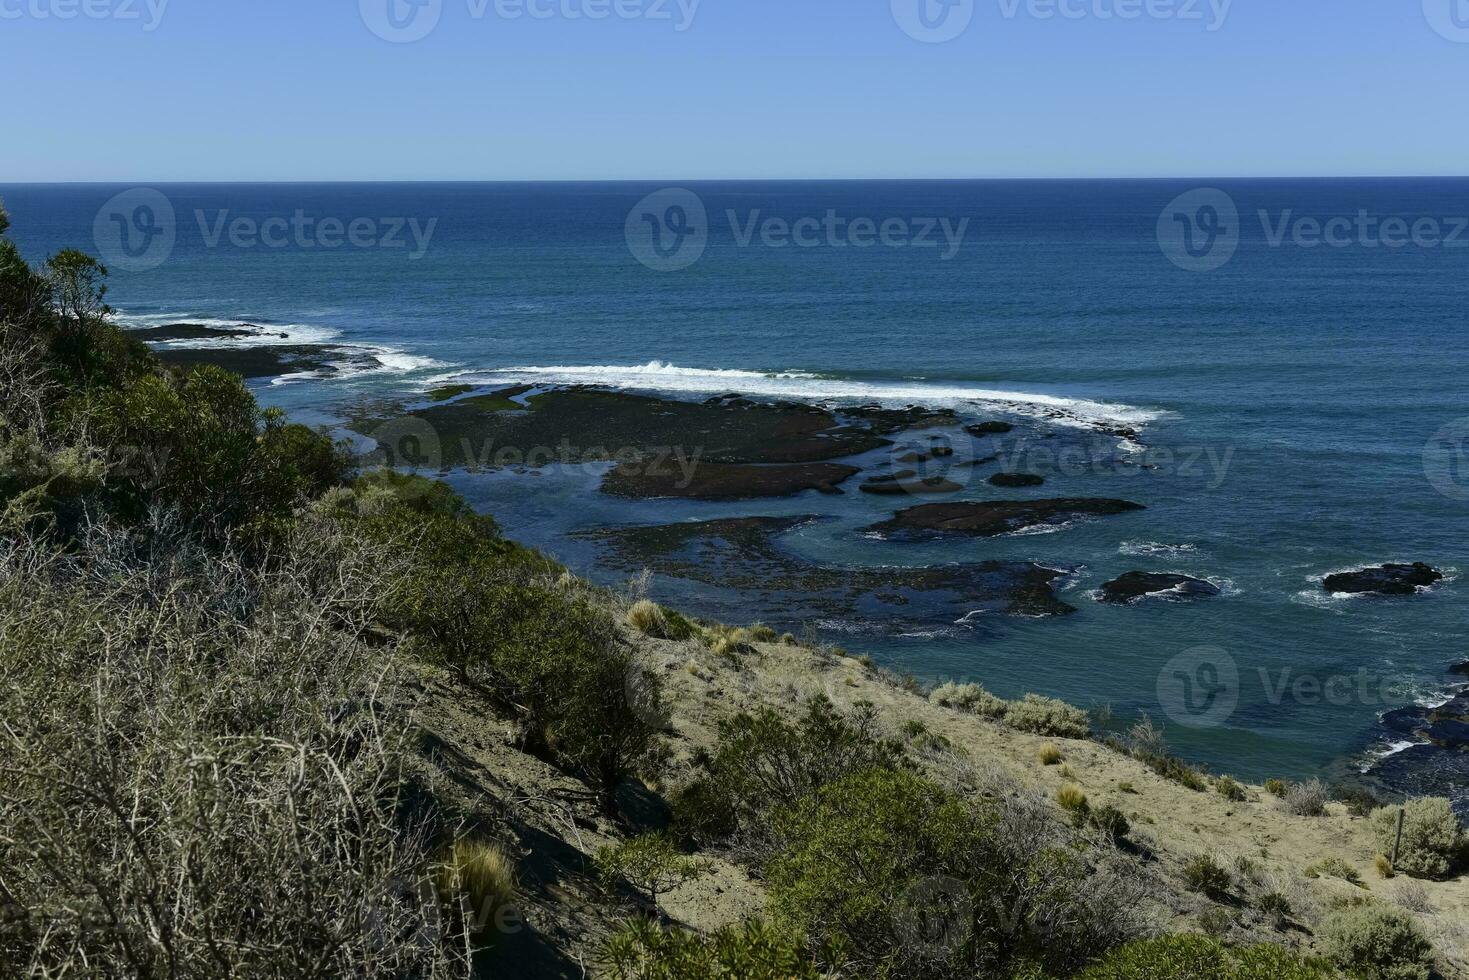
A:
[966,421,1014,436]
[1099,571,1222,605]
[868,498,1145,538]
[1323,563,1443,596]
[864,469,919,484]
[1423,719,1469,750]
[844,404,957,435]
[1449,661,1469,678]
[602,461,861,501]
[859,477,963,496]
[989,473,1045,488]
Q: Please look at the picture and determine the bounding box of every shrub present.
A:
[766,768,1143,979]
[1077,936,1333,979]
[673,697,905,847]
[1265,778,1288,797]
[596,833,714,908]
[1057,784,1089,813]
[1369,798,1466,880]
[1182,855,1232,900]
[1006,694,1091,739]
[929,681,1008,718]
[627,599,698,641]
[437,840,517,948]
[1319,904,1435,980]
[1375,854,1396,879]
[0,516,463,977]
[1039,743,1064,765]
[1138,751,1209,791]
[1336,784,1385,818]
[1088,805,1131,844]
[600,918,820,979]
[747,624,779,643]
[1304,856,1362,886]
[1283,779,1329,817]
[1215,776,1247,801]
[83,366,348,541]
[1256,892,1293,925]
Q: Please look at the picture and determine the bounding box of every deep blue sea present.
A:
[4,179,1467,800]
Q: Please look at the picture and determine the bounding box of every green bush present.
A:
[929,681,1008,718]
[81,366,347,540]
[1215,776,1248,802]
[1088,805,1131,843]
[1077,935,1333,979]
[1181,855,1232,901]
[1006,694,1091,739]
[1319,904,1435,980]
[672,697,905,846]
[600,919,820,979]
[1370,798,1466,880]
[595,833,713,906]
[765,767,1140,979]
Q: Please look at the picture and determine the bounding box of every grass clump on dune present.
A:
[437,839,518,948]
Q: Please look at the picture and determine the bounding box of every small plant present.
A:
[780,633,799,646]
[1088,804,1131,843]
[1335,783,1384,818]
[626,600,699,642]
[1305,856,1362,886]
[1369,797,1466,880]
[601,918,820,979]
[1057,784,1089,814]
[1215,775,1247,802]
[1319,903,1435,980]
[595,833,714,908]
[1182,855,1232,901]
[1265,778,1288,797]
[437,839,517,948]
[1078,935,1333,979]
[1390,880,1435,914]
[902,719,928,739]
[747,624,779,643]
[1117,781,1137,794]
[1198,907,1234,938]
[1256,892,1293,926]
[1283,779,1329,817]
[1038,743,1064,766]
[1375,854,1396,879]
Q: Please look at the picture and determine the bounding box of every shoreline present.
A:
[123,318,1466,816]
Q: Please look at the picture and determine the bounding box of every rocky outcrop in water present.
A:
[1099,571,1221,605]
[868,498,1145,538]
[989,473,1044,488]
[1323,563,1443,596]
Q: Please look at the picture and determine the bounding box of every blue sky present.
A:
[1,0,1466,180]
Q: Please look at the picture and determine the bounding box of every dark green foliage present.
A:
[600,919,820,980]
[672,697,905,846]
[363,493,659,801]
[1182,855,1233,901]
[594,832,712,906]
[1088,805,1131,843]
[0,239,50,332]
[1077,936,1334,979]
[81,366,348,540]
[1335,783,1384,818]
[1137,751,1209,791]
[765,768,1138,980]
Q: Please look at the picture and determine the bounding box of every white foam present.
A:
[1119,541,1201,558]
[113,312,344,348]
[441,361,1165,431]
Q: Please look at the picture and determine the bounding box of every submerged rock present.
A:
[1323,563,1443,596]
[1379,689,1469,750]
[868,498,1145,538]
[966,421,1014,436]
[602,461,860,501]
[1099,571,1221,605]
[859,476,963,496]
[989,473,1045,488]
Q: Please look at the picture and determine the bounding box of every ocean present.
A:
[3,179,1466,802]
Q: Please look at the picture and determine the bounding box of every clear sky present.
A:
[1,0,1465,181]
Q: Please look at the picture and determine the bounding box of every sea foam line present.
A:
[437,361,1165,431]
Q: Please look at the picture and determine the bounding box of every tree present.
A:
[44,249,111,328]
[596,833,713,910]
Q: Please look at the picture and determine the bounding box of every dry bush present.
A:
[0,512,466,978]
[1283,778,1329,817]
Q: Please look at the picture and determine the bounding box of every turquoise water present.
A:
[4,179,1467,797]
